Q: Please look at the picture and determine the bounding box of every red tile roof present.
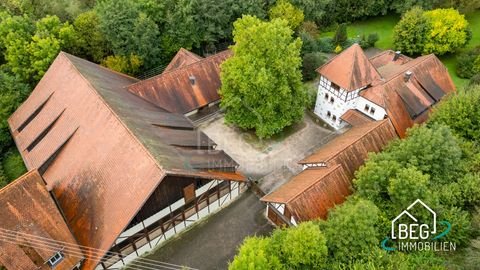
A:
[316,44,382,91]
[8,52,244,269]
[163,48,203,73]
[128,50,232,114]
[0,170,83,270]
[340,109,374,126]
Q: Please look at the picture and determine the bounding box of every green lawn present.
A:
[319,10,480,90]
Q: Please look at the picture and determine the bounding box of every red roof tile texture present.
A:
[163,48,203,73]
[316,44,382,91]
[128,50,232,114]
[8,52,244,269]
[0,170,83,270]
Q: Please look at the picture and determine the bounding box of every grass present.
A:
[319,10,480,90]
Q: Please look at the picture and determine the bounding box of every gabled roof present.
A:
[340,109,374,126]
[299,120,393,165]
[8,52,244,269]
[360,54,455,137]
[0,170,83,270]
[369,50,412,69]
[128,50,232,114]
[163,48,203,73]
[316,44,381,91]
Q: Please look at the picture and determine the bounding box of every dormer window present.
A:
[370,107,376,115]
[364,104,370,112]
[47,252,64,268]
[189,75,196,85]
[331,82,340,91]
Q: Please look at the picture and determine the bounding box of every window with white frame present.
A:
[47,252,64,268]
[369,107,376,115]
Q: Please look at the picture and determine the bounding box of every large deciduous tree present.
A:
[228,236,283,270]
[73,11,109,62]
[394,7,470,55]
[268,0,304,30]
[220,16,306,138]
[95,0,162,70]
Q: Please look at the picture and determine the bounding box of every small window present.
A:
[332,115,337,122]
[370,107,376,115]
[364,104,370,112]
[327,111,331,118]
[47,252,64,268]
[330,97,334,104]
[324,93,329,100]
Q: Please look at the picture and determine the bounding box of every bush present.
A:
[394,7,470,55]
[333,23,347,45]
[456,47,480,79]
[299,31,318,55]
[229,236,283,270]
[302,52,327,81]
[469,74,480,87]
[321,198,380,263]
[317,37,334,53]
[101,54,142,76]
[298,21,319,37]
[270,222,328,269]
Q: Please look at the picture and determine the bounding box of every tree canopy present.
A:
[220,15,306,138]
[394,7,470,55]
[268,0,304,30]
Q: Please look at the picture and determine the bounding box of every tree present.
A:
[220,16,306,138]
[393,7,430,55]
[456,46,480,79]
[73,11,109,62]
[323,0,388,24]
[229,236,283,270]
[390,0,440,14]
[270,222,328,269]
[321,198,380,263]
[289,0,331,26]
[388,167,430,210]
[95,0,162,69]
[268,0,304,30]
[101,54,142,76]
[429,87,480,143]
[393,7,470,55]
[302,52,326,81]
[333,23,347,45]
[422,8,470,55]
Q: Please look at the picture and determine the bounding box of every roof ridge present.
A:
[0,170,39,195]
[129,50,231,88]
[286,164,343,203]
[381,54,435,84]
[60,53,167,174]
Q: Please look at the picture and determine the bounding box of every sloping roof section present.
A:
[163,48,203,73]
[8,52,244,269]
[262,120,398,221]
[364,54,455,137]
[369,50,412,69]
[0,170,83,270]
[340,109,374,126]
[317,44,381,91]
[128,50,232,114]
[299,119,397,166]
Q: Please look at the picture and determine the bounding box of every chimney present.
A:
[404,71,413,82]
[393,51,401,61]
[189,75,196,85]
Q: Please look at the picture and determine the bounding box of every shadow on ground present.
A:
[128,190,273,270]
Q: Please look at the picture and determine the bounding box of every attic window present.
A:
[189,75,196,85]
[364,104,370,112]
[46,252,64,268]
[331,82,340,91]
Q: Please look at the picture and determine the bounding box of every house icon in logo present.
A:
[391,199,436,240]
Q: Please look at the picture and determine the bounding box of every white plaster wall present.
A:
[354,97,387,120]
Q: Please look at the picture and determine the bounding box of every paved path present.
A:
[131,191,273,270]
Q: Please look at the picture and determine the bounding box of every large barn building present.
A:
[0,49,245,270]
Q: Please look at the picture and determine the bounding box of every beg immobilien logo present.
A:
[381,199,456,252]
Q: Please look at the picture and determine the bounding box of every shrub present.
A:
[317,37,334,53]
[394,7,470,55]
[299,31,318,55]
[270,222,328,269]
[302,52,327,81]
[456,46,480,79]
[333,23,347,45]
[298,21,319,37]
[229,236,283,270]
[469,74,480,87]
[334,45,342,54]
